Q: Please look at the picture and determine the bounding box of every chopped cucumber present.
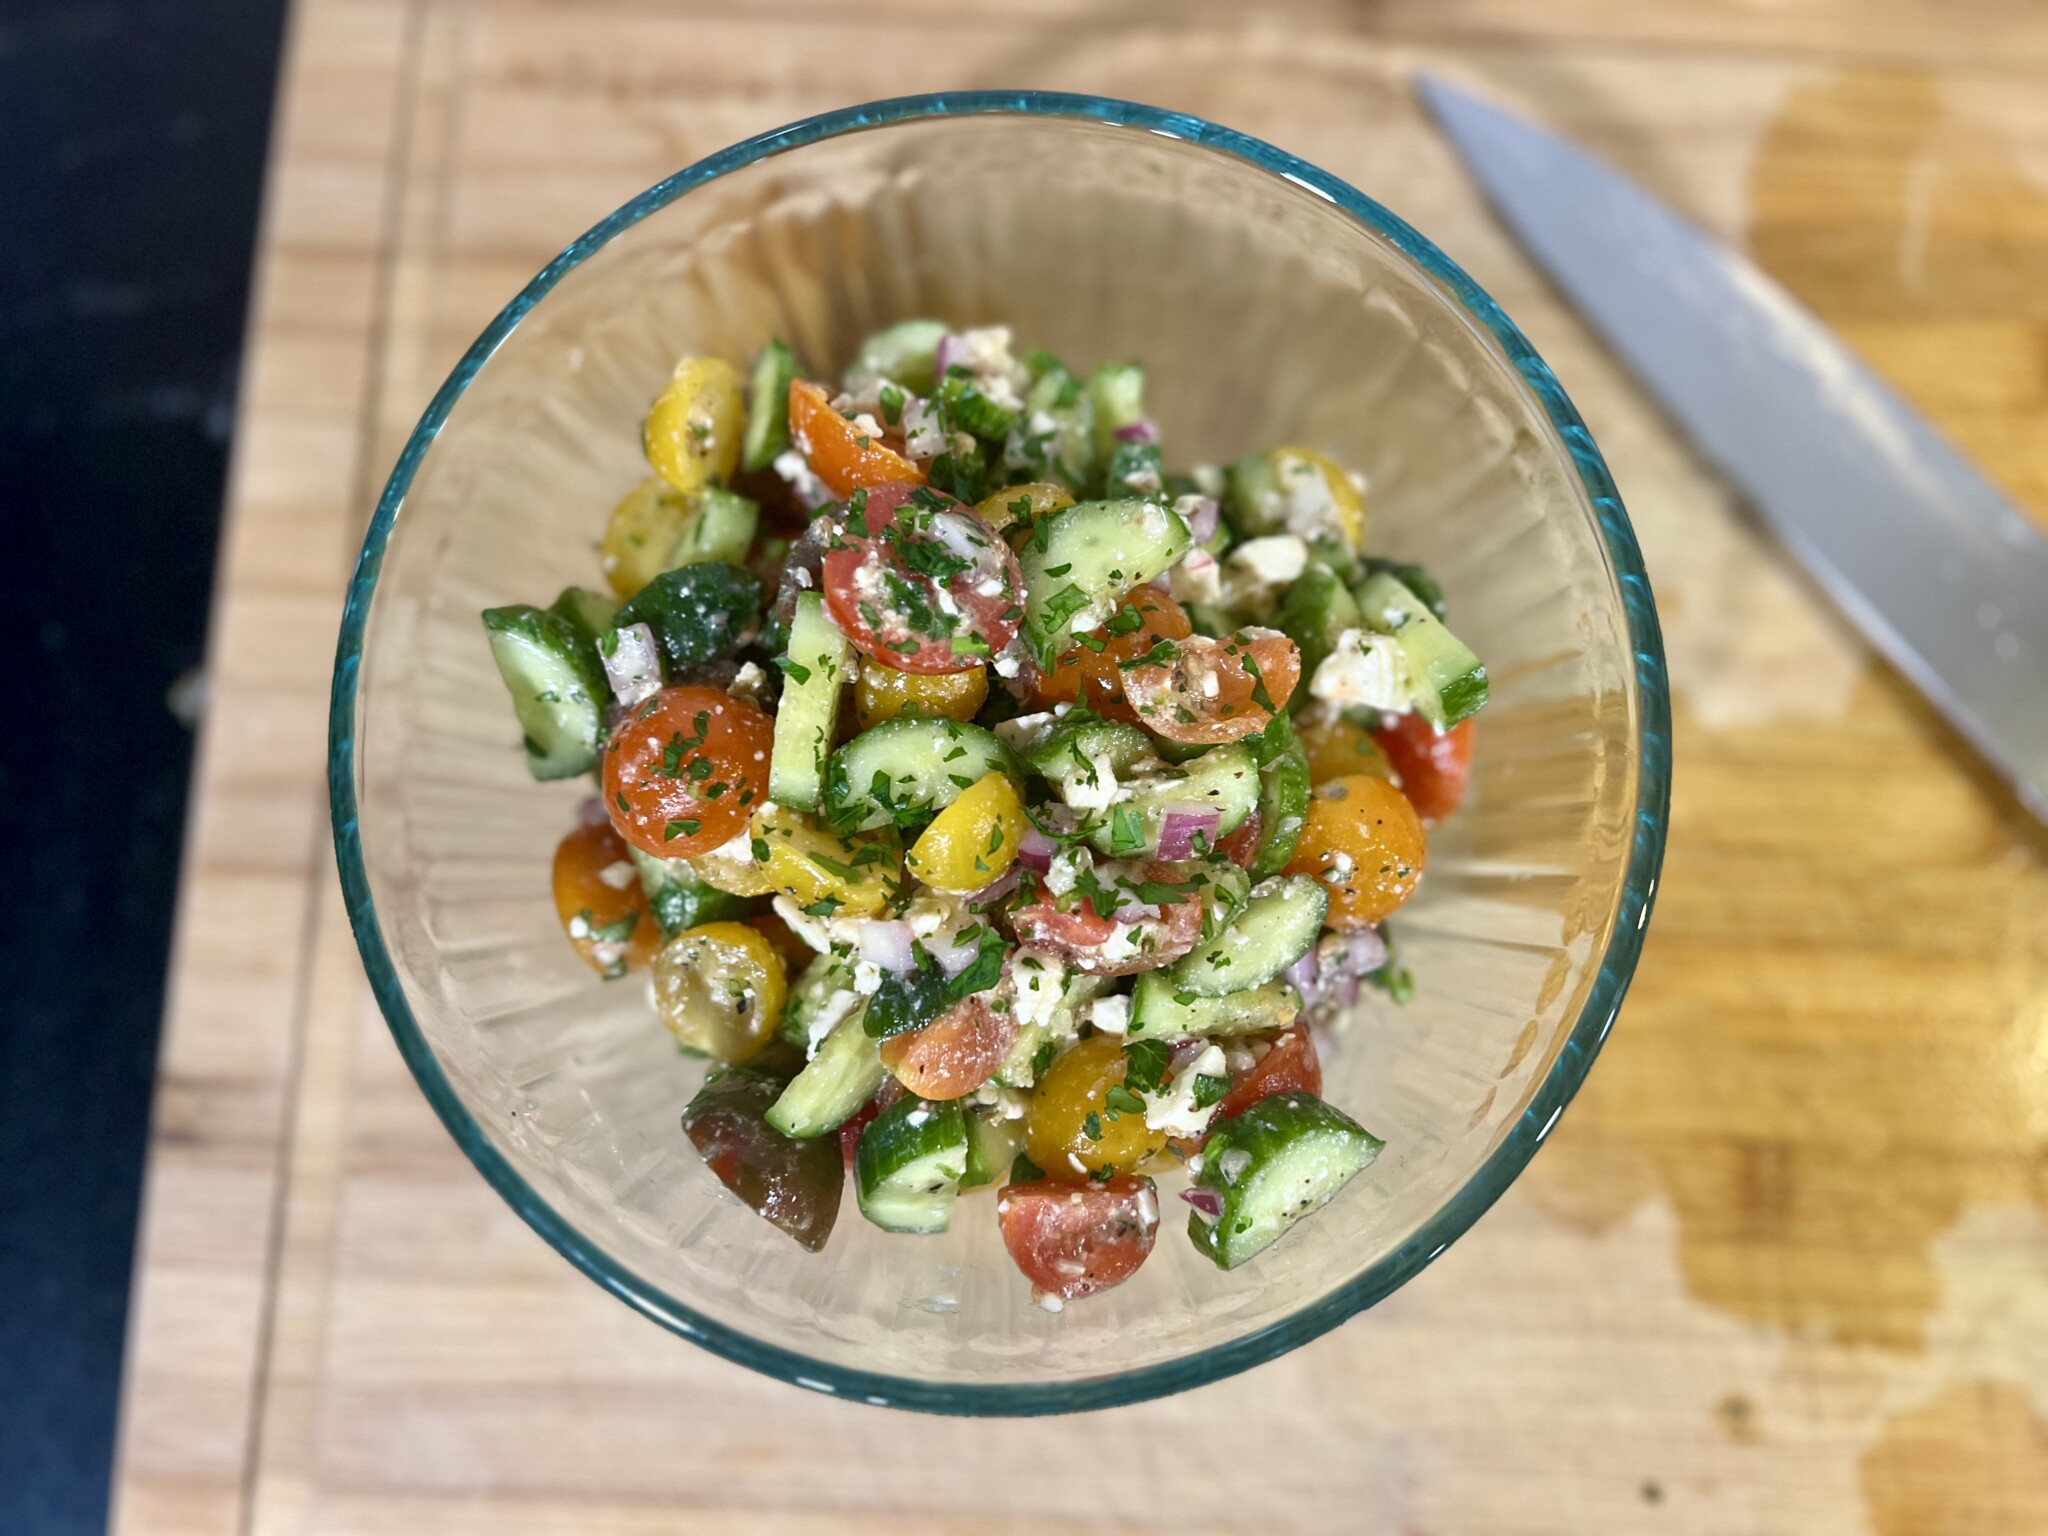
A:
[994,965,1107,1088]
[780,951,860,1048]
[936,372,1019,439]
[1355,571,1488,730]
[1019,499,1192,668]
[611,561,763,674]
[674,486,759,567]
[1222,452,1284,539]
[846,319,947,395]
[1087,362,1145,460]
[1128,975,1301,1040]
[854,1095,969,1234]
[1104,440,1166,503]
[962,1108,1025,1189]
[1188,1093,1383,1269]
[1167,876,1326,998]
[626,845,763,937]
[766,1010,885,1138]
[1021,713,1153,786]
[769,593,850,811]
[1086,742,1258,860]
[480,604,608,780]
[547,586,622,646]
[742,339,798,472]
[1248,715,1311,879]
[823,717,1018,833]
[1273,562,1360,705]
[1008,354,1095,490]
[1362,556,1447,621]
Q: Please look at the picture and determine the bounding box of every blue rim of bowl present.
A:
[329,89,1671,1415]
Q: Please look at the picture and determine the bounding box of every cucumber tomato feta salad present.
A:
[482,323,1487,1305]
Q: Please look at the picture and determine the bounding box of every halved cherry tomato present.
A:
[839,1080,903,1168]
[788,378,925,498]
[1283,774,1426,927]
[1296,711,1396,787]
[1374,714,1475,824]
[997,1174,1160,1301]
[1119,629,1301,744]
[1031,588,1191,720]
[1212,1023,1322,1127]
[1024,1036,1169,1178]
[1215,810,1262,869]
[551,820,660,975]
[879,994,1016,1100]
[1010,861,1204,975]
[603,684,773,858]
[821,482,1026,674]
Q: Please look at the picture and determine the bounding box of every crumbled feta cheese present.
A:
[696,826,762,880]
[1095,923,1149,966]
[1059,752,1127,812]
[772,448,832,511]
[1168,547,1224,607]
[1141,1044,1227,1138]
[991,643,1025,680]
[1189,463,1225,499]
[1044,846,1088,899]
[1087,995,1131,1036]
[1229,535,1309,588]
[967,1080,1031,1121]
[1309,628,1412,713]
[1118,462,1163,497]
[726,660,770,705]
[1034,1290,1066,1314]
[803,988,858,1057]
[993,711,1058,752]
[901,397,947,460]
[852,960,884,996]
[1267,453,1339,538]
[772,895,833,954]
[597,860,638,891]
[1010,949,1069,1031]
[566,914,591,940]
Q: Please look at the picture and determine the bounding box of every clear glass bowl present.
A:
[329,92,1669,1413]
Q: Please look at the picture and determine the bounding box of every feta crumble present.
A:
[1309,628,1412,713]
[1141,1044,1227,1138]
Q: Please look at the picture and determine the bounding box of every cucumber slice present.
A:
[846,319,947,395]
[770,593,850,811]
[1104,440,1166,503]
[1355,571,1488,730]
[1128,975,1301,1040]
[823,717,1018,833]
[611,561,763,674]
[766,1010,885,1138]
[1250,721,1311,880]
[854,1095,969,1234]
[1362,556,1447,621]
[547,586,622,645]
[994,965,1107,1088]
[1222,452,1283,539]
[962,1107,1025,1189]
[1273,562,1361,704]
[1009,355,1095,490]
[1086,742,1258,859]
[675,487,759,567]
[1188,1093,1383,1269]
[779,951,860,1048]
[1019,500,1191,668]
[1087,362,1145,460]
[480,604,608,780]
[1167,876,1327,998]
[1022,714,1152,785]
[627,845,763,937]
[742,340,798,472]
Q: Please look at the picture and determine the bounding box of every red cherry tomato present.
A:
[1119,630,1301,744]
[1030,589,1193,721]
[1215,810,1261,869]
[821,483,1026,674]
[839,1080,904,1169]
[997,1174,1160,1301]
[602,685,773,858]
[1213,1023,1322,1127]
[1010,862,1204,975]
[1373,715,1474,824]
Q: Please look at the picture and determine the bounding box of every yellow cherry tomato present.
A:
[652,921,788,1061]
[906,772,1026,893]
[975,480,1073,533]
[748,804,898,917]
[855,661,989,729]
[1294,711,1397,787]
[600,477,692,599]
[1024,1034,1167,1180]
[1271,446,1367,553]
[1283,773,1425,927]
[677,828,779,899]
[645,357,744,495]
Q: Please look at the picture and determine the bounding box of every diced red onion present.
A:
[1180,1187,1224,1222]
[1110,899,1159,926]
[1294,927,1388,1011]
[575,795,610,827]
[932,932,981,978]
[852,920,917,973]
[1156,804,1222,861]
[901,397,946,461]
[1179,495,1221,545]
[1017,826,1059,872]
[600,622,662,708]
[934,333,964,379]
[1114,419,1158,445]
[1283,951,1319,994]
[966,864,1021,910]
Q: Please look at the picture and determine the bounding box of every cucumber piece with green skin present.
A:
[1104,440,1166,503]
[1128,975,1301,1039]
[854,1095,969,1234]
[1019,499,1192,669]
[674,487,759,567]
[1245,714,1312,879]
[1006,356,1095,491]
[480,605,608,780]
[766,1010,886,1138]
[1362,557,1447,621]
[1086,742,1258,860]
[1188,1093,1383,1269]
[779,950,860,1048]
[1022,713,1153,785]
[611,561,763,675]
[936,372,1019,440]
[1273,562,1361,706]
[1087,362,1145,460]
[742,340,798,471]
[845,319,948,396]
[994,965,1107,1089]
[1222,452,1283,540]
[1355,571,1488,729]
[626,845,764,937]
[1167,876,1327,998]
[547,586,622,646]
[769,592,850,811]
[823,717,1018,833]
[962,1108,1025,1189]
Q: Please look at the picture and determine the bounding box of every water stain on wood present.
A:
[1861,1379,2048,1535]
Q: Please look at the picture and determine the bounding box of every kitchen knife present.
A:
[1416,74,2048,822]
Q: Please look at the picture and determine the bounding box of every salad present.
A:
[481,322,1487,1306]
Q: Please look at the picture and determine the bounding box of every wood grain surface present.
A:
[111,2,2048,1533]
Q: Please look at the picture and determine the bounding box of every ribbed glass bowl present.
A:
[329,92,1669,1414]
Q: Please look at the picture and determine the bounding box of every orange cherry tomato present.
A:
[788,378,926,498]
[1031,588,1191,720]
[879,994,1016,1100]
[1283,773,1426,927]
[1212,1023,1321,1127]
[997,1175,1159,1302]
[1295,711,1396,787]
[1119,630,1300,745]
[1374,714,1475,824]
[602,685,773,858]
[551,819,660,975]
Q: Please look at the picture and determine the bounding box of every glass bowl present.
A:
[329,92,1669,1414]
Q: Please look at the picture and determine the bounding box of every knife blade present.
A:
[1416,74,2048,822]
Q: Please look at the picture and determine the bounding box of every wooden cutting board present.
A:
[112,2,2048,1532]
